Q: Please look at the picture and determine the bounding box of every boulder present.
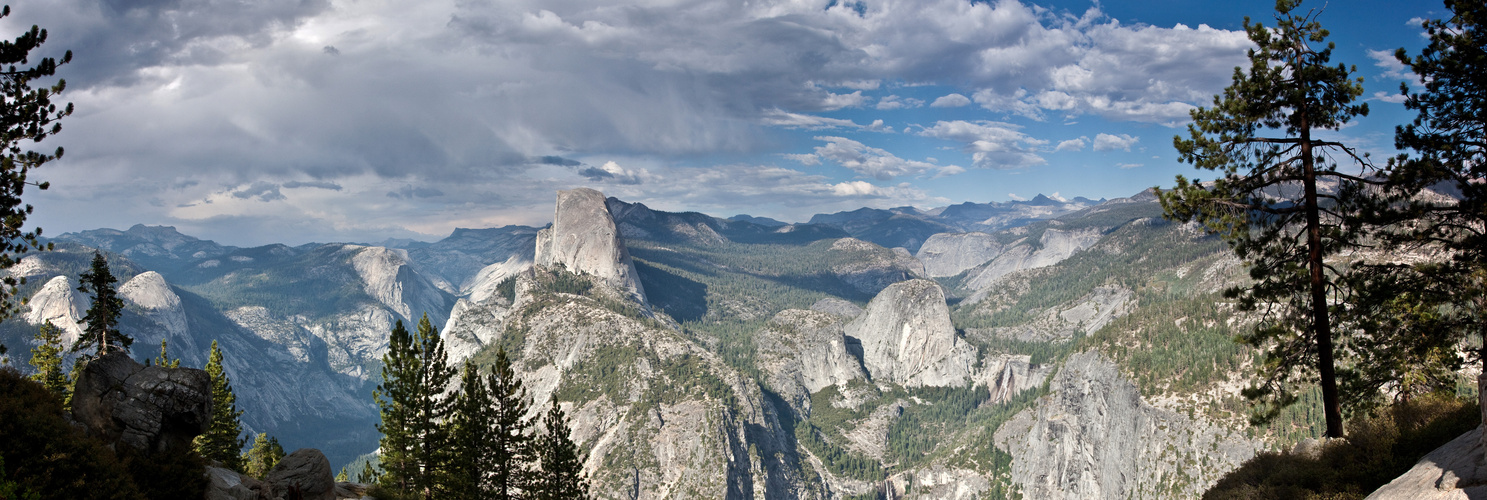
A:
[70,350,211,454]
[266,448,337,500]
[206,466,265,500]
[1368,427,1487,499]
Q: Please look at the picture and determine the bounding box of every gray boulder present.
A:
[205,466,266,500]
[266,448,337,500]
[70,350,211,454]
[1368,427,1487,499]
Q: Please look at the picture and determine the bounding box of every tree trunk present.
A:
[1301,123,1345,438]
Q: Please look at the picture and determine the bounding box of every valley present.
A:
[2,187,1322,498]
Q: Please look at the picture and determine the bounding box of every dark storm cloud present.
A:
[230,181,285,201]
[386,186,445,199]
[282,180,342,190]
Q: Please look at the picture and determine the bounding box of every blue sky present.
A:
[2,0,1444,246]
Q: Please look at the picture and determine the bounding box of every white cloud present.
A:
[810,136,961,180]
[1048,192,1067,202]
[784,153,822,166]
[1367,49,1411,80]
[1055,137,1086,152]
[12,0,1257,243]
[1117,162,1143,169]
[876,95,925,110]
[1008,193,1027,201]
[930,93,972,108]
[917,120,1047,169]
[1093,133,1140,152]
[1371,91,1409,104]
[579,161,656,185]
[821,91,869,110]
[760,109,862,130]
[866,119,894,133]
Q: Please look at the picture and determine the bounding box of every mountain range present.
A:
[1,188,1300,498]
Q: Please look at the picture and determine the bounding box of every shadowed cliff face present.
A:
[71,351,211,454]
[536,188,648,304]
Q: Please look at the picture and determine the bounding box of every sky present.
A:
[1,0,1446,246]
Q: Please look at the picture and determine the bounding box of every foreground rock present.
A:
[1367,427,1487,499]
[71,350,211,454]
[266,448,337,500]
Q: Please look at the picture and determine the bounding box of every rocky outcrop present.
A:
[916,232,1004,278]
[828,237,923,296]
[119,271,195,352]
[465,254,533,304]
[810,297,863,318]
[964,227,1104,301]
[1367,427,1487,499]
[845,279,977,387]
[23,275,87,345]
[346,245,453,327]
[70,351,211,454]
[266,448,337,500]
[535,188,647,303]
[755,309,867,415]
[974,354,1054,404]
[974,285,1134,343]
[994,351,1260,499]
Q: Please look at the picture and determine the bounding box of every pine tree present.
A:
[446,360,496,499]
[336,466,349,482]
[195,340,246,471]
[531,397,589,500]
[410,313,456,500]
[152,339,180,368]
[488,346,535,499]
[243,432,285,479]
[1158,0,1372,437]
[359,461,379,484]
[0,4,72,325]
[375,319,419,494]
[71,252,130,357]
[1342,0,1487,410]
[28,321,69,402]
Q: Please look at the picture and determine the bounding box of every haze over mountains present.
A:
[1,187,1283,498]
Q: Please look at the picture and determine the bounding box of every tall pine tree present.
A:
[410,314,456,500]
[376,319,419,494]
[1158,0,1372,438]
[375,314,457,499]
[532,397,589,500]
[487,346,535,500]
[71,252,130,356]
[1342,0,1487,409]
[195,340,246,470]
[242,432,285,479]
[446,360,496,499]
[27,321,68,403]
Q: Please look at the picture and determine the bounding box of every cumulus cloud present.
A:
[1371,91,1408,104]
[930,93,972,107]
[8,0,1255,244]
[1054,137,1086,152]
[808,136,961,180]
[1093,133,1139,152]
[917,120,1047,169]
[1367,49,1411,80]
[876,95,924,110]
[1008,193,1027,201]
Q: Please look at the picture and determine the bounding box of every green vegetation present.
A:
[0,3,72,324]
[195,340,245,471]
[27,321,68,406]
[1159,0,1374,437]
[242,432,285,479]
[1205,392,1478,500]
[73,252,131,356]
[0,366,207,499]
